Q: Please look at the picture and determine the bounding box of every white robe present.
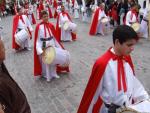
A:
[125,11,137,26]
[96,10,109,35]
[81,6,88,22]
[17,15,33,48]
[36,24,61,81]
[59,13,72,41]
[140,9,149,39]
[87,48,149,113]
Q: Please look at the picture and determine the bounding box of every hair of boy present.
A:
[113,25,138,45]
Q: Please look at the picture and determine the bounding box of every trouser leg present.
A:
[50,65,60,78]
[46,64,51,81]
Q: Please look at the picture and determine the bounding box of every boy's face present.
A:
[18,8,23,15]
[115,39,137,56]
[42,14,49,22]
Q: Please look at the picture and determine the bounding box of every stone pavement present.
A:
[0,13,150,113]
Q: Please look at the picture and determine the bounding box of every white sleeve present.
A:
[132,75,149,103]
[125,12,131,26]
[36,28,43,55]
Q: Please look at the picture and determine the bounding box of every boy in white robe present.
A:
[78,25,149,113]
[56,5,77,41]
[125,4,138,26]
[35,11,60,81]
[12,7,33,51]
[34,10,70,82]
[89,3,109,36]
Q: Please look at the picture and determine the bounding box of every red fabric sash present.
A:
[113,56,128,92]
[130,10,138,22]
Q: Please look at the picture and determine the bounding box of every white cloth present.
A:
[125,11,137,26]
[59,13,72,41]
[36,24,62,80]
[27,5,34,24]
[87,48,149,113]
[18,15,33,31]
[74,1,79,19]
[81,6,88,22]
[96,10,108,35]
[140,9,149,38]
[17,15,33,48]
[36,24,61,55]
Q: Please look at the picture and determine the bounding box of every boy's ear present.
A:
[114,39,119,45]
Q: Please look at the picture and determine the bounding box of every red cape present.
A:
[48,7,53,18]
[89,8,101,35]
[77,48,135,113]
[56,12,77,42]
[12,15,20,49]
[34,22,70,76]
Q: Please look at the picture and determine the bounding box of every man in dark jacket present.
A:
[0,39,31,113]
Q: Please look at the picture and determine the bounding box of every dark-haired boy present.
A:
[34,10,69,82]
[77,25,149,113]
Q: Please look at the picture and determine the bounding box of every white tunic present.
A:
[17,15,33,48]
[36,24,61,55]
[18,15,33,32]
[87,48,149,113]
[36,24,63,79]
[125,11,137,26]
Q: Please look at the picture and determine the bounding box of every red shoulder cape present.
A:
[34,22,70,76]
[89,8,100,35]
[12,15,20,49]
[56,12,77,42]
[77,48,135,113]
